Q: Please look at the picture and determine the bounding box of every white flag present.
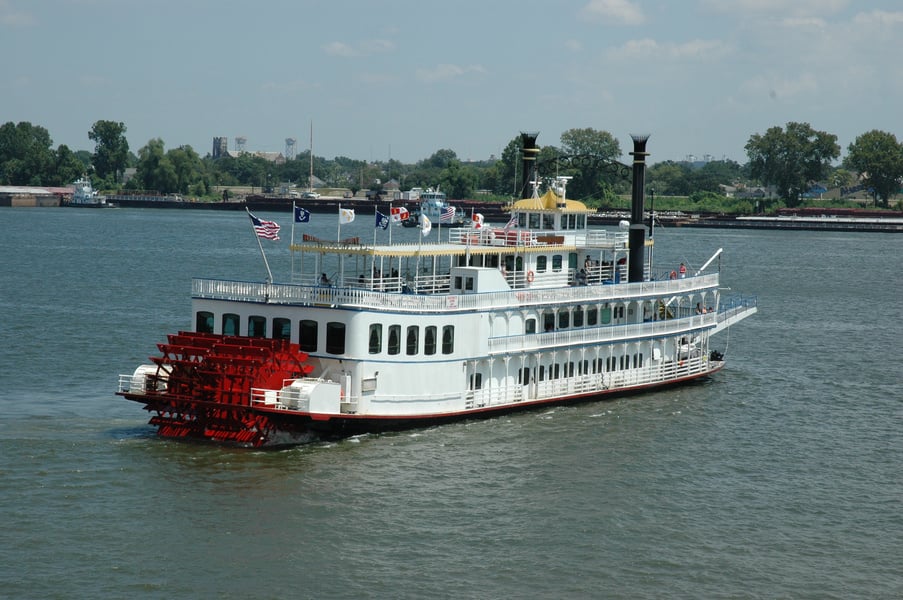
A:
[420,214,432,236]
[339,208,355,224]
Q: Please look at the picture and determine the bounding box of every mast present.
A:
[309,121,314,192]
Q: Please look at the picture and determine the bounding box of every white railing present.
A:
[192,273,721,314]
[488,312,717,355]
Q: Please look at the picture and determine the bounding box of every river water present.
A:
[0,207,900,599]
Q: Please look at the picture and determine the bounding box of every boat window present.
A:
[558,311,569,329]
[406,326,419,355]
[273,318,291,340]
[595,358,604,373]
[569,253,578,270]
[470,372,482,390]
[368,324,382,354]
[536,256,547,272]
[577,215,585,229]
[529,214,540,229]
[620,355,627,370]
[442,326,454,354]
[299,320,318,352]
[601,305,612,324]
[248,316,267,338]
[573,307,584,328]
[504,255,515,273]
[587,307,598,326]
[222,313,240,336]
[196,311,214,334]
[525,318,536,334]
[538,365,545,381]
[543,214,554,229]
[465,277,474,291]
[567,362,575,377]
[553,364,560,379]
[388,325,401,355]
[581,360,588,375]
[454,276,462,290]
[326,322,346,355]
[424,326,437,355]
[518,214,527,228]
[543,312,555,332]
[519,367,530,385]
[633,353,644,368]
[615,306,625,319]
[607,357,617,371]
[552,255,563,272]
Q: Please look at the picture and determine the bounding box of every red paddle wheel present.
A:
[121,331,314,447]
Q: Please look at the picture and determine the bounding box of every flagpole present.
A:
[373,205,378,246]
[291,201,296,279]
[246,207,274,283]
[337,203,342,243]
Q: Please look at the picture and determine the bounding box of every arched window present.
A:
[196,311,214,334]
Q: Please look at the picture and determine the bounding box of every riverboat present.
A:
[66,176,117,208]
[116,133,757,447]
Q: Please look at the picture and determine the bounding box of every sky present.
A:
[2,0,902,166]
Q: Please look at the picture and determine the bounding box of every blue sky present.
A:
[2,0,901,165]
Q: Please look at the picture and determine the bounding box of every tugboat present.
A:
[401,187,467,227]
[65,176,117,208]
[116,133,757,447]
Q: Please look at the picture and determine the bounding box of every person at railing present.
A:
[319,273,330,286]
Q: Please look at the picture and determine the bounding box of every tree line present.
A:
[1,119,901,210]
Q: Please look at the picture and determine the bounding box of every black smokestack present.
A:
[628,134,649,283]
[520,132,539,199]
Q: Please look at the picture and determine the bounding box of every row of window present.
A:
[196,312,455,357]
[516,213,587,230]
[369,324,455,356]
[467,353,648,390]
[529,304,626,333]
[515,354,645,385]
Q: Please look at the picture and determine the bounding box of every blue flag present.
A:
[375,210,390,230]
[294,206,310,223]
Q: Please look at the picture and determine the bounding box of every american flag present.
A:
[440,205,456,223]
[503,214,518,229]
[248,211,281,240]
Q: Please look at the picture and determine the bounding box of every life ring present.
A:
[526,270,535,283]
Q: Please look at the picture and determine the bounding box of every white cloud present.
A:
[581,0,644,25]
[853,10,903,26]
[741,73,819,99]
[606,38,731,61]
[415,64,487,83]
[701,0,848,18]
[322,39,395,57]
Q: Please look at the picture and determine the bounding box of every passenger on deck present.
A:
[319,273,330,286]
[576,269,588,286]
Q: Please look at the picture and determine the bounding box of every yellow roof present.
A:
[511,189,594,213]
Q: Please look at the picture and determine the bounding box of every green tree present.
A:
[0,121,56,185]
[167,145,206,195]
[552,128,623,201]
[52,144,86,186]
[745,122,839,207]
[89,120,130,184]
[844,129,903,208]
[135,138,177,193]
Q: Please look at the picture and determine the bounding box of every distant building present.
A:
[212,137,228,159]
